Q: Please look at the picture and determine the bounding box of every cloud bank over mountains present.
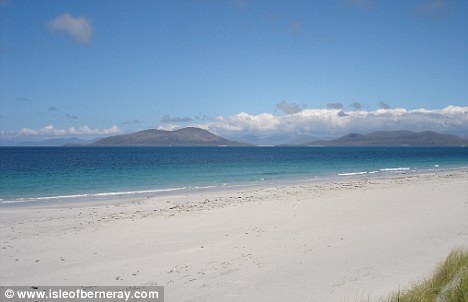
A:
[2,105,467,140]
[3,124,122,137]
[179,105,468,138]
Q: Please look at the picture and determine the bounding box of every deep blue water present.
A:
[1,146,468,203]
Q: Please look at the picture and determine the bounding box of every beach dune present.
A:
[1,170,467,301]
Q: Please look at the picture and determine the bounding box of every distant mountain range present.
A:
[305,131,468,147]
[5,128,467,147]
[91,127,248,146]
[233,133,325,146]
[15,137,94,147]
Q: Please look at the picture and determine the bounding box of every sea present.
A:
[1,146,468,205]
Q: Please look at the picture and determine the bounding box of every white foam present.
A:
[0,187,190,204]
[338,172,368,176]
[0,183,246,205]
[379,167,411,172]
[1,199,35,204]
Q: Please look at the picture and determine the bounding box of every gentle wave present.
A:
[2,147,467,203]
[0,187,195,204]
[379,167,411,172]
[338,172,368,176]
[0,182,254,205]
[338,167,413,176]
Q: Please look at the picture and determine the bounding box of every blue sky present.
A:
[0,0,467,141]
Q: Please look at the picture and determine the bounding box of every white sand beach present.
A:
[1,170,467,302]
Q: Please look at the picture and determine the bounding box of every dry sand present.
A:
[1,170,467,301]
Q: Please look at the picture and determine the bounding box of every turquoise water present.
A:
[1,146,467,204]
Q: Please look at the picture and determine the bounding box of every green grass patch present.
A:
[384,248,468,302]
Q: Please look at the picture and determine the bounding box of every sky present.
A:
[0,0,467,143]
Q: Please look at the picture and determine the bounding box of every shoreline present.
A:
[1,165,466,208]
[1,169,467,301]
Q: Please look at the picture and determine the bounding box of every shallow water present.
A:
[1,146,467,203]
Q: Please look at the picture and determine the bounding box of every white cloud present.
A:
[19,124,65,136]
[18,128,40,136]
[185,105,468,138]
[47,13,93,44]
[16,124,122,137]
[157,124,183,131]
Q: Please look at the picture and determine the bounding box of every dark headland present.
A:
[91,127,248,146]
[305,130,468,147]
